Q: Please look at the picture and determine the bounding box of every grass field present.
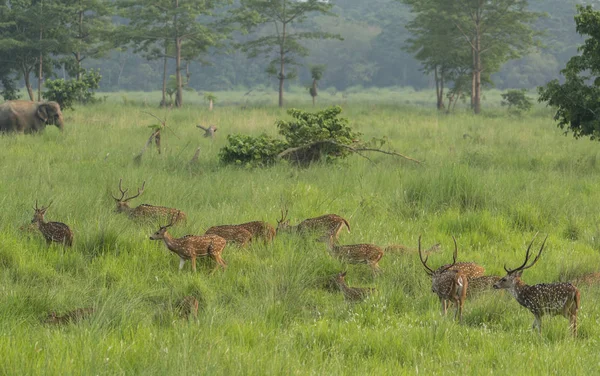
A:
[0,98,599,375]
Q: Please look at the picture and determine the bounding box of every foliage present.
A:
[219,133,288,167]
[0,75,20,101]
[220,106,360,167]
[308,65,325,101]
[44,70,102,110]
[204,92,217,102]
[501,89,533,115]
[538,5,600,141]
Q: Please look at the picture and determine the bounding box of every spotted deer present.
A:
[277,210,350,241]
[112,179,187,223]
[467,275,501,297]
[237,221,276,244]
[31,201,73,247]
[571,272,600,287]
[419,235,468,322]
[325,236,384,274]
[493,234,580,337]
[149,214,227,272]
[204,225,253,248]
[44,307,94,325]
[384,243,441,255]
[334,271,376,302]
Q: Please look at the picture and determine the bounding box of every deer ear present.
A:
[36,104,49,122]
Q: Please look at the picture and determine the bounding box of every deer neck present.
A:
[507,278,528,302]
[34,218,46,229]
[162,232,181,251]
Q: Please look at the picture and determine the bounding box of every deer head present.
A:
[494,233,548,290]
[149,211,180,240]
[31,200,52,223]
[112,179,145,212]
[276,208,290,233]
[418,235,458,278]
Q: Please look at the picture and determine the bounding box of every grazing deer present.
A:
[277,209,350,241]
[112,179,187,223]
[149,215,227,272]
[237,221,276,244]
[419,235,468,322]
[196,124,217,138]
[31,201,73,247]
[467,275,501,297]
[204,225,253,248]
[493,234,580,337]
[334,271,376,302]
[176,296,199,319]
[325,236,384,274]
[571,272,600,287]
[44,307,94,325]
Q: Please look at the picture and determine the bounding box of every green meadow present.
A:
[0,96,599,375]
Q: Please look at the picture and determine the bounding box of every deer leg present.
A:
[440,298,447,315]
[179,258,186,271]
[532,315,542,335]
[191,257,197,272]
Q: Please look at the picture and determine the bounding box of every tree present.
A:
[59,0,114,81]
[237,0,341,107]
[308,65,325,106]
[539,5,600,141]
[401,0,471,110]
[443,0,542,114]
[0,0,70,100]
[117,0,229,108]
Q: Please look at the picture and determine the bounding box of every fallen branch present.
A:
[277,140,421,164]
[133,129,160,165]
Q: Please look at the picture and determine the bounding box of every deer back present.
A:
[331,243,384,265]
[514,282,580,317]
[181,234,227,257]
[237,221,276,243]
[205,225,252,246]
[39,221,73,246]
[439,262,485,278]
[131,204,187,222]
[297,214,350,237]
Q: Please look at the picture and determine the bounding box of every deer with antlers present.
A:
[31,201,73,247]
[493,234,580,337]
[112,179,186,223]
[324,235,384,274]
[149,214,227,272]
[419,235,469,322]
[276,209,350,241]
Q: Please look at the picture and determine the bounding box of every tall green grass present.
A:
[0,101,598,375]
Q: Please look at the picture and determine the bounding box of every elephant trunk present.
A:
[55,112,64,131]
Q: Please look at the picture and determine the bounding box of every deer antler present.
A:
[123,181,145,202]
[418,235,434,276]
[439,236,458,273]
[112,178,129,201]
[277,207,289,224]
[505,233,547,273]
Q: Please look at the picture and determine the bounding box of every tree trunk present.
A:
[161,50,168,107]
[278,23,287,108]
[174,0,183,108]
[209,99,213,111]
[38,27,43,102]
[434,65,445,110]
[76,9,83,80]
[473,33,481,114]
[23,67,34,101]
[312,79,317,106]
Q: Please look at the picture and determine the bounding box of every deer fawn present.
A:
[44,307,94,325]
[31,201,73,247]
[493,234,580,337]
[204,225,253,248]
[334,271,376,302]
[112,179,187,223]
[419,235,468,322]
[176,296,199,319]
[277,209,350,241]
[325,235,384,274]
[149,214,227,272]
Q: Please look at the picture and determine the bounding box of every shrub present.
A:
[501,89,533,115]
[218,134,288,167]
[219,106,361,167]
[43,70,101,110]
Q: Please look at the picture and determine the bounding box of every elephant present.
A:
[0,100,64,134]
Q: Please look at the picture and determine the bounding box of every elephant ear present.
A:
[36,105,49,122]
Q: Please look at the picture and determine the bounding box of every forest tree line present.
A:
[0,0,586,109]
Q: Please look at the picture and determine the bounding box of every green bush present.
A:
[219,106,361,167]
[219,134,288,167]
[501,89,533,115]
[43,70,101,110]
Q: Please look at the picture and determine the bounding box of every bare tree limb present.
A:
[277,140,422,164]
